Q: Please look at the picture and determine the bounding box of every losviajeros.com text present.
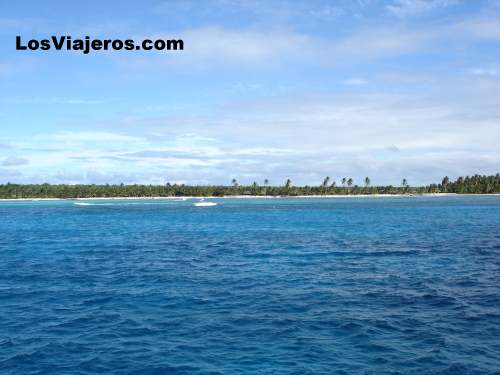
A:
[16,36,184,54]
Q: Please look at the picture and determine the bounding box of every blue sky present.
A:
[0,0,499,186]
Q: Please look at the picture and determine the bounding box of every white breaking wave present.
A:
[74,201,188,206]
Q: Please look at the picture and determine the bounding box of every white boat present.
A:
[193,199,217,207]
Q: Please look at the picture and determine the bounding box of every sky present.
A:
[0,0,499,186]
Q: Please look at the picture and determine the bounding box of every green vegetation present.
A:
[0,174,498,199]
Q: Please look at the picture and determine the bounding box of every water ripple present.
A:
[0,196,499,374]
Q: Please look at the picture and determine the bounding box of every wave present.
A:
[73,201,187,206]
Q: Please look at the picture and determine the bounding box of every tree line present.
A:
[0,174,498,199]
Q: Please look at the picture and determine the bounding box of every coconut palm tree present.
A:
[347,178,353,194]
[342,177,346,188]
[441,176,449,192]
[364,177,370,187]
[231,178,238,187]
[322,176,330,188]
[402,178,409,193]
[251,181,258,194]
[322,176,330,193]
[3,174,500,199]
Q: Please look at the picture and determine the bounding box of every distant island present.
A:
[0,174,498,199]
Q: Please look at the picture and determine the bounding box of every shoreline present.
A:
[1,193,499,201]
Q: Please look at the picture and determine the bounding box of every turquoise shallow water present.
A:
[0,196,499,374]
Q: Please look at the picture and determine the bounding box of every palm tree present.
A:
[347,178,353,194]
[231,178,238,187]
[262,179,269,195]
[341,177,346,188]
[322,176,330,194]
[322,176,330,188]
[441,176,449,192]
[402,178,408,193]
[3,174,500,199]
[251,181,258,194]
[364,177,370,194]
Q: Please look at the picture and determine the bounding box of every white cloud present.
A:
[1,156,29,166]
[457,17,500,40]
[172,26,319,67]
[50,131,146,143]
[470,68,499,77]
[128,26,420,70]
[387,0,458,17]
[118,13,500,73]
[0,96,106,105]
[344,78,367,85]
[3,3,500,185]
[6,83,497,186]
[309,5,343,18]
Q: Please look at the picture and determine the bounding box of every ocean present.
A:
[1,196,499,374]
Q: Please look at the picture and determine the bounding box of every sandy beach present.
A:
[3,193,500,202]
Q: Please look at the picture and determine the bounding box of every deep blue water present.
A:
[1,196,499,374]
